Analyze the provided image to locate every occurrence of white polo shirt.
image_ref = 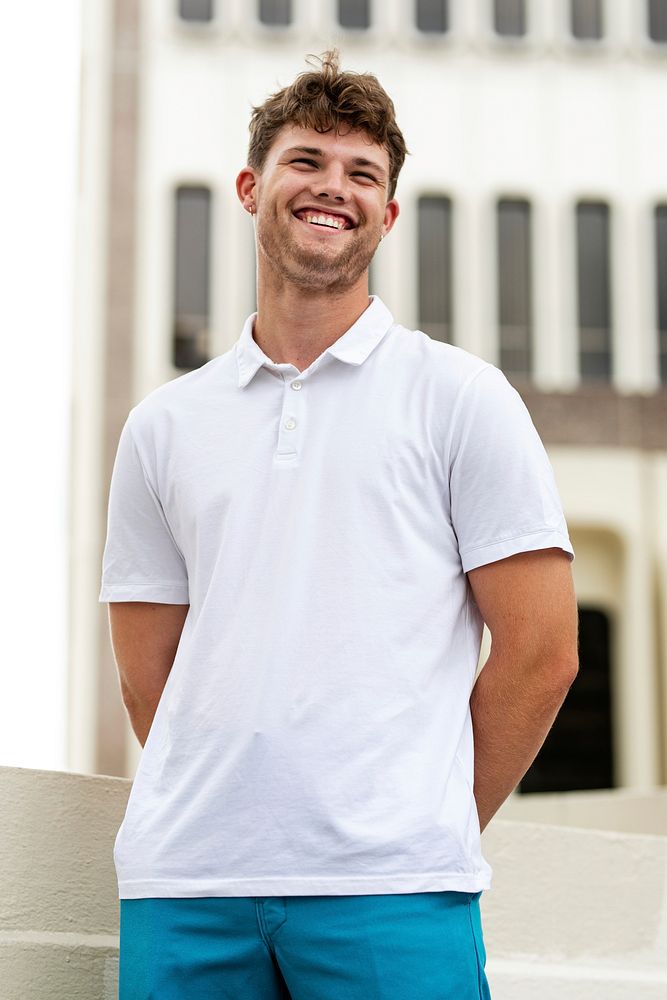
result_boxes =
[100,295,574,899]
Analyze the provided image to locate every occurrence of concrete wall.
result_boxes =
[498,786,667,835]
[483,820,667,999]
[2,765,666,999]
[0,767,127,1000]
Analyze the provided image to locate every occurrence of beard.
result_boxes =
[255,205,382,293]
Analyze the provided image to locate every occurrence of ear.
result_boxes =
[381,198,400,239]
[236,167,258,213]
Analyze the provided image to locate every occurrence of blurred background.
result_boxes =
[3,0,667,804]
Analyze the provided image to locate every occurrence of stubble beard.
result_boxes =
[256,207,382,293]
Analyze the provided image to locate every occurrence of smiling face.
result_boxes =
[236,125,400,294]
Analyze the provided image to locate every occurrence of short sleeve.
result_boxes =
[448,364,575,574]
[99,414,190,603]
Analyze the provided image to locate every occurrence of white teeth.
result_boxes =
[304,213,345,230]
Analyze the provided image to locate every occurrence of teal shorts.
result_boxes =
[119,891,491,999]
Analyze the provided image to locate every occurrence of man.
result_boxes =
[101,49,578,1000]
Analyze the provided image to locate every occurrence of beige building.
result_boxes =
[72,0,667,795]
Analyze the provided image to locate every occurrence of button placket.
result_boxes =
[276,375,306,461]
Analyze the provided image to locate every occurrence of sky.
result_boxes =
[0,1,81,769]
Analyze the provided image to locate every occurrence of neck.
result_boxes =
[252,271,372,373]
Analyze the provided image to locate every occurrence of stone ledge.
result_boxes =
[2,767,666,999]
[488,957,667,1000]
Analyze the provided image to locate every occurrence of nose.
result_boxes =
[312,162,348,203]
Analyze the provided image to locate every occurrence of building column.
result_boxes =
[616,498,661,787]
[612,201,646,393]
[655,454,667,782]
[533,197,564,390]
[96,0,143,778]
[69,0,114,776]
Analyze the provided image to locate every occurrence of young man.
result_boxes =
[101,50,578,999]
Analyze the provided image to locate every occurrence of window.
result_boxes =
[576,201,612,382]
[493,0,526,37]
[178,0,214,22]
[520,607,614,793]
[416,0,449,33]
[571,0,604,40]
[418,196,453,344]
[338,0,371,29]
[173,186,212,371]
[259,0,291,25]
[497,199,532,380]
[656,206,667,383]
[649,0,667,41]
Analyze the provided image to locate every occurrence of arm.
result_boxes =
[108,601,189,747]
[466,547,579,832]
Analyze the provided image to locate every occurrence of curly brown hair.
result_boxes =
[247,49,408,202]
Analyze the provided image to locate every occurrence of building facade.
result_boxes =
[72,0,667,787]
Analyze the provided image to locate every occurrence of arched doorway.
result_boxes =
[520,605,614,793]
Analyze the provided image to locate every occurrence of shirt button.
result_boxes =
[284,418,297,430]
[291,380,302,391]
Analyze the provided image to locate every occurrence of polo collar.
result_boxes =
[235,295,394,389]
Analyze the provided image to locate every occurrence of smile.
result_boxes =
[292,210,355,233]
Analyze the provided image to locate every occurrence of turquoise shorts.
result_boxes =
[119,891,491,998]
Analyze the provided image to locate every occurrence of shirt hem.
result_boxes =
[118,871,492,899]
[460,527,574,573]
[99,583,190,603]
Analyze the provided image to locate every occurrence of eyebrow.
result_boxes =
[283,146,387,181]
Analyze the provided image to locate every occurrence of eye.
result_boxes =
[291,158,318,167]
[352,172,376,181]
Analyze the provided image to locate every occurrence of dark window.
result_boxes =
[656,205,667,383]
[338,0,371,29]
[649,0,667,41]
[259,0,291,25]
[416,0,449,33]
[571,0,604,39]
[418,196,453,344]
[576,201,612,382]
[520,607,614,793]
[178,0,214,22]
[173,186,211,371]
[497,199,532,380]
[494,0,526,37]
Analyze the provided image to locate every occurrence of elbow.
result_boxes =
[554,653,579,693]
[517,645,579,694]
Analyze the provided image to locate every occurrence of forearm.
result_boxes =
[121,687,165,748]
[470,647,577,832]
[109,602,189,748]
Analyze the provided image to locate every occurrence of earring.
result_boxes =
[248,204,255,215]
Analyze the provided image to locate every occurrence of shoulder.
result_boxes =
[126,350,234,440]
[383,321,495,395]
